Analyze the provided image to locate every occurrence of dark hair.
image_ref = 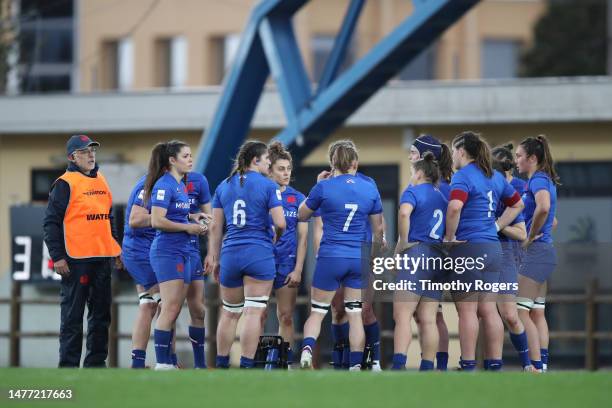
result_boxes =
[332,141,359,173]
[439,143,453,183]
[144,140,189,203]
[413,151,440,184]
[268,141,292,166]
[452,131,493,178]
[491,143,515,173]
[519,135,560,185]
[228,140,268,186]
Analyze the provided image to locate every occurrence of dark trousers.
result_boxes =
[59,259,112,368]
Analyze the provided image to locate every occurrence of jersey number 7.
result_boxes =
[343,204,358,232]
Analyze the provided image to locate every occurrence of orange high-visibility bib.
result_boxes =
[58,171,121,259]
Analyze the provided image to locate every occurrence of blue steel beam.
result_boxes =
[196,0,481,188]
[316,0,366,95]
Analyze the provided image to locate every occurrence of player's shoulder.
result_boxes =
[356,172,376,185]
[187,171,206,184]
[284,185,302,197]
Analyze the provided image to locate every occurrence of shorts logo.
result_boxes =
[276,189,282,200]
[156,190,166,201]
[80,274,89,285]
[177,263,184,273]
[137,190,144,200]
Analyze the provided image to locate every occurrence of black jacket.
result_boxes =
[43,163,118,263]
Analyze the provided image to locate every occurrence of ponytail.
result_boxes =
[228,140,268,186]
[439,143,453,183]
[413,151,440,184]
[332,141,359,173]
[144,140,189,203]
[452,131,493,178]
[520,135,560,185]
[491,142,515,173]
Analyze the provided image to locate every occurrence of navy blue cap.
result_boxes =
[66,134,100,156]
[413,134,442,160]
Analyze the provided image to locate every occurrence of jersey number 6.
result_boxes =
[233,199,246,227]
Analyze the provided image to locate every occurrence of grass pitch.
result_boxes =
[0,368,608,408]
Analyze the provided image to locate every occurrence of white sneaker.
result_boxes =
[371,361,383,372]
[300,349,313,369]
[154,363,177,371]
[349,364,362,371]
[543,363,548,372]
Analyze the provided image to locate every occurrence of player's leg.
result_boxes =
[517,274,542,371]
[454,293,479,371]
[154,279,188,369]
[498,294,532,370]
[239,276,273,368]
[416,299,439,371]
[436,306,450,370]
[330,288,349,369]
[362,298,381,371]
[300,286,336,369]
[131,283,159,368]
[275,283,298,365]
[392,291,419,370]
[531,281,549,371]
[215,284,244,368]
[344,286,365,371]
[186,278,207,368]
[478,297,505,371]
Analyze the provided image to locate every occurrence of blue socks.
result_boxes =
[349,351,363,368]
[189,326,206,368]
[391,353,407,370]
[510,331,531,368]
[131,349,146,368]
[436,352,449,371]
[419,359,434,371]
[331,323,348,369]
[287,348,293,365]
[485,359,503,371]
[532,359,543,370]
[240,356,254,368]
[364,322,381,362]
[459,358,477,371]
[154,329,172,365]
[216,355,230,369]
[541,348,549,370]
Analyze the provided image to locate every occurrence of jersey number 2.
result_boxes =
[233,200,246,227]
[429,209,444,239]
[343,204,358,232]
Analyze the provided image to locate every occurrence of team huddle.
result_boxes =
[121,131,558,372]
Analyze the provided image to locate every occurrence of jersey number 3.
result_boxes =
[233,199,246,227]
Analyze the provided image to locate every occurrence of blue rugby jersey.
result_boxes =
[305,173,383,258]
[399,183,448,243]
[212,171,282,250]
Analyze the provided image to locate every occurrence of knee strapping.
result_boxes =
[311,300,331,315]
[223,300,244,313]
[138,292,156,305]
[244,296,269,309]
[533,297,546,309]
[345,300,363,313]
[516,297,534,311]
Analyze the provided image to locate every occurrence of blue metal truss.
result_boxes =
[195,0,481,188]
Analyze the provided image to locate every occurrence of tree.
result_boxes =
[520,0,607,77]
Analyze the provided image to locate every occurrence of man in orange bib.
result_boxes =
[43,134,121,368]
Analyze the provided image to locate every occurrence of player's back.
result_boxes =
[214,171,280,250]
[314,174,382,258]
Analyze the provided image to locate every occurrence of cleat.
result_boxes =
[349,364,362,371]
[300,349,313,369]
[371,361,383,372]
[154,363,177,371]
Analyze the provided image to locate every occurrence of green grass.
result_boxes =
[0,369,609,408]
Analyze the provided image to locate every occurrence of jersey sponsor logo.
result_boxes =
[284,210,297,218]
[175,202,190,209]
[286,195,297,204]
[137,190,144,200]
[276,189,282,200]
[86,213,110,221]
[83,190,107,196]
[157,190,166,200]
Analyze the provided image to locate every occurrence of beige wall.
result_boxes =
[3,122,612,276]
[78,0,546,90]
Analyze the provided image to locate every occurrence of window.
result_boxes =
[556,162,612,197]
[209,34,240,85]
[18,0,73,94]
[154,37,188,88]
[398,43,437,81]
[481,39,520,79]
[31,169,65,201]
[101,38,133,91]
[311,34,356,83]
